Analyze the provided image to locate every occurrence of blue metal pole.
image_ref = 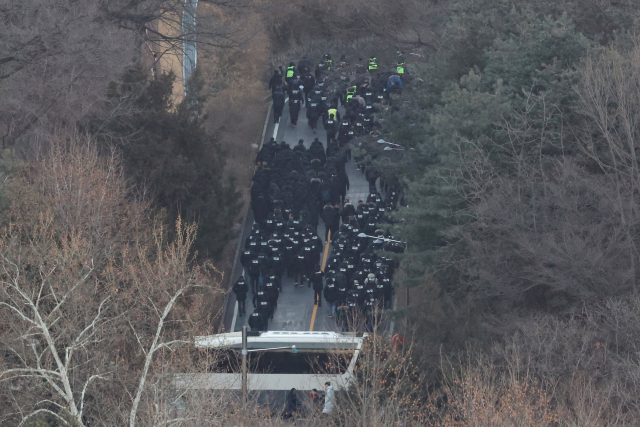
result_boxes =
[182,0,198,92]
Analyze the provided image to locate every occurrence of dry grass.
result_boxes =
[198,11,270,187]
[154,12,186,103]
[193,10,271,327]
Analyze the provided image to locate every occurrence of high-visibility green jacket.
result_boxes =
[346,86,356,103]
[286,66,295,78]
[369,57,378,71]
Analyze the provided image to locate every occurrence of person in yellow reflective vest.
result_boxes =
[323,53,333,71]
[326,106,339,123]
[396,53,405,74]
[345,86,357,105]
[368,56,378,71]
[286,61,296,84]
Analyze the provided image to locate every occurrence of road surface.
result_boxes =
[221,99,372,333]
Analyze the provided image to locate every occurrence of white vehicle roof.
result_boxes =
[195,331,364,351]
[181,331,368,391]
[175,373,346,391]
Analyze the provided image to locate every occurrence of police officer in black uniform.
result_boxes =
[232,277,249,315]
[249,310,267,331]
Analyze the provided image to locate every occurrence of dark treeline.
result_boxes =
[341,0,640,423]
[263,0,640,423]
[88,66,242,258]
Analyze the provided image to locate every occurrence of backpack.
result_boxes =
[322,188,331,202]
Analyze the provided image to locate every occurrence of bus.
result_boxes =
[174,331,367,392]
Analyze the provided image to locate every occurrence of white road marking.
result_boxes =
[230,302,238,332]
[272,99,289,140]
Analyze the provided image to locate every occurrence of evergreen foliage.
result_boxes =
[95,65,241,258]
[386,1,639,351]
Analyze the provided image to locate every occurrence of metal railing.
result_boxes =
[182,0,198,91]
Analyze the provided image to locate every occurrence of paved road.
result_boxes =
[222,99,372,333]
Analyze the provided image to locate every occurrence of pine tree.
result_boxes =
[94,65,241,259]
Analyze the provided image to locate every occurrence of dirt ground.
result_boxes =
[151,12,186,104]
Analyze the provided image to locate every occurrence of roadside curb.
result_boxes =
[217,100,273,333]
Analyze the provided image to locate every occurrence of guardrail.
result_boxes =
[182,0,198,90]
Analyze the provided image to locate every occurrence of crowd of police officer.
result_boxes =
[270,53,408,140]
[317,191,405,332]
[233,53,408,332]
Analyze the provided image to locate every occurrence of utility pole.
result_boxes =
[242,326,248,405]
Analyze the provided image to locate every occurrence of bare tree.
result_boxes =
[435,87,640,311]
[101,0,253,47]
[0,1,134,152]
[0,0,255,154]
[432,355,561,427]
[482,297,640,426]
[261,0,443,53]
[0,135,221,426]
[306,312,431,426]
[575,39,640,288]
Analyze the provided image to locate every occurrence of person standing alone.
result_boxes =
[323,382,335,415]
[272,86,285,124]
[232,277,248,315]
[311,265,324,306]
